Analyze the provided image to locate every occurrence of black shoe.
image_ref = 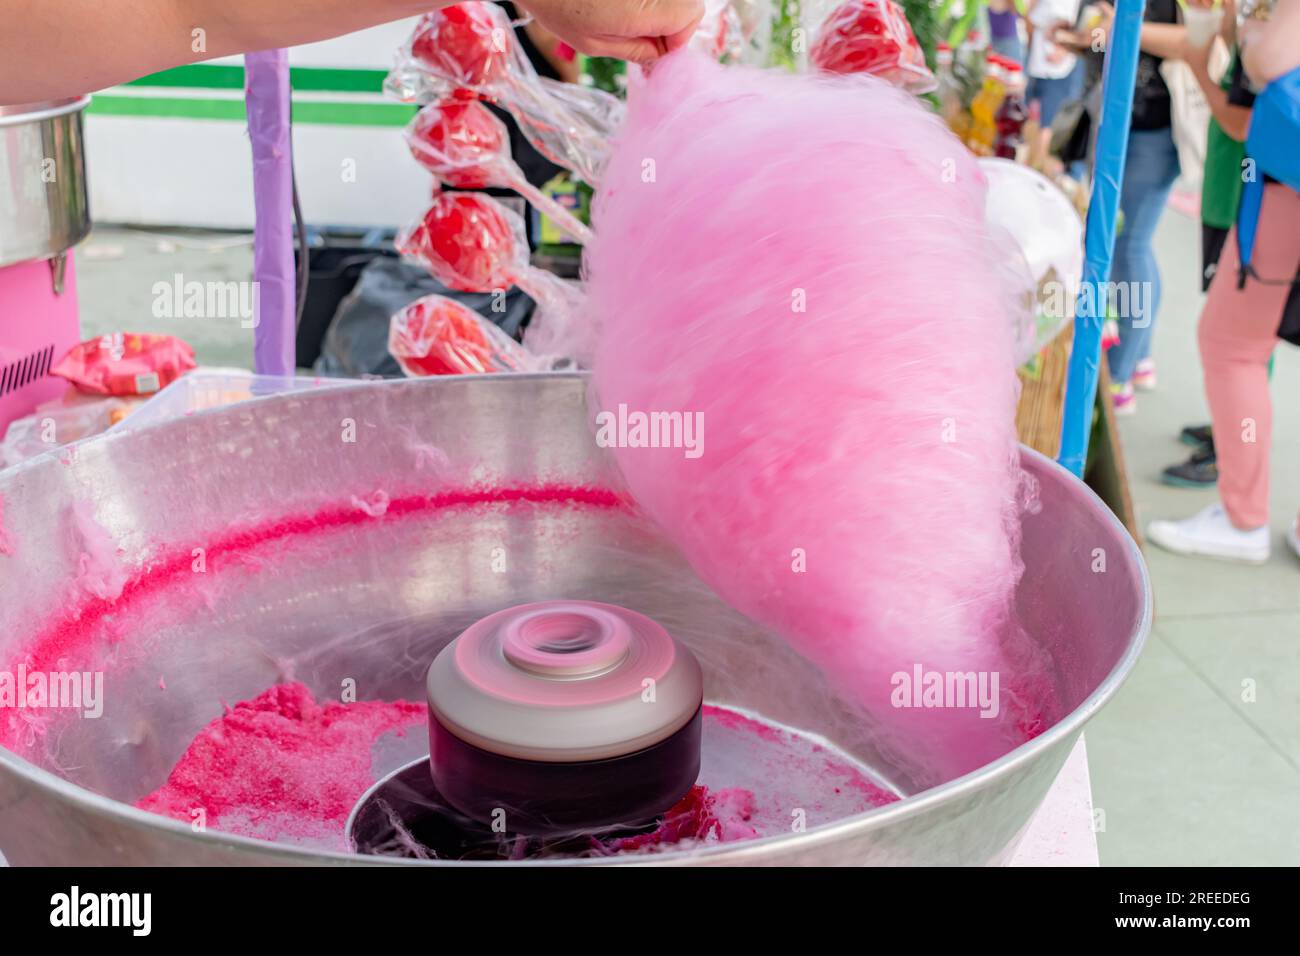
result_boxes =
[1162,446,1217,487]
[1180,424,1213,449]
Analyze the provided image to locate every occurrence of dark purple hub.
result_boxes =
[429,707,703,836]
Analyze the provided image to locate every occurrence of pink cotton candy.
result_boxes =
[0,494,13,557]
[71,500,127,603]
[587,52,1035,780]
[351,491,391,518]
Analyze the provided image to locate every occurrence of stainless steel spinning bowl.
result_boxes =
[0,99,91,269]
[0,374,1149,866]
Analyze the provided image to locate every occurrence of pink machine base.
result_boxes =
[0,256,80,432]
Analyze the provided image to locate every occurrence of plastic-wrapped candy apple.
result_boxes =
[408,100,502,189]
[388,294,540,376]
[407,100,593,243]
[410,1,509,95]
[397,190,519,292]
[809,0,937,95]
[397,191,590,362]
[386,2,623,187]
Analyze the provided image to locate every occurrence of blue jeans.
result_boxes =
[1026,63,1083,126]
[990,34,1024,67]
[1106,126,1181,385]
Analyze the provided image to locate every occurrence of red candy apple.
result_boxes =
[408,101,509,189]
[410,3,511,92]
[397,191,519,292]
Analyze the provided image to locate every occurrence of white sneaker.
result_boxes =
[1287,519,1300,561]
[1147,504,1270,564]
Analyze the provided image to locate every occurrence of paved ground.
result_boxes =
[1086,205,1300,866]
[76,212,1300,866]
[77,227,258,368]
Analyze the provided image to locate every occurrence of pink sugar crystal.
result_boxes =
[138,683,425,839]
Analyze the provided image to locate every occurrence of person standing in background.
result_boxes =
[1161,1,1250,486]
[988,0,1026,65]
[1025,0,1084,166]
[1148,0,1300,564]
[1075,0,1186,415]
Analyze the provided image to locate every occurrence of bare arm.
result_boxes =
[1242,0,1300,86]
[1054,5,1186,59]
[1,0,443,104]
[1185,42,1252,141]
[1138,22,1186,60]
[1,0,704,105]
[522,19,582,84]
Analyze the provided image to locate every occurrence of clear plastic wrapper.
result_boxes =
[396,190,527,292]
[51,333,197,396]
[809,0,937,95]
[731,0,773,64]
[396,191,589,363]
[386,2,623,187]
[388,293,541,376]
[407,100,593,243]
[691,0,747,61]
[0,392,140,468]
[125,367,361,430]
[978,158,1085,364]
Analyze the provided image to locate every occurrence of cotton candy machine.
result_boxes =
[0,98,90,432]
[0,374,1149,865]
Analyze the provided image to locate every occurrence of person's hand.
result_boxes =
[1089,1,1116,47]
[1218,0,1238,45]
[1050,18,1093,54]
[1182,29,1213,74]
[514,0,706,63]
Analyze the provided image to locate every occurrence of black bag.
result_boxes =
[313,257,536,378]
[1277,281,1300,348]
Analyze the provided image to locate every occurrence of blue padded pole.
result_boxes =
[1057,0,1146,477]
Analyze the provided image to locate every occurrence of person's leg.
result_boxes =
[990,34,1024,66]
[1147,185,1300,561]
[1105,127,1181,385]
[1033,75,1071,125]
[1028,74,1074,162]
[1199,185,1300,529]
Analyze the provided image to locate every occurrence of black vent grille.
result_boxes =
[0,344,56,397]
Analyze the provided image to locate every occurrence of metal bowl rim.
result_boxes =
[0,374,1152,864]
[0,96,91,126]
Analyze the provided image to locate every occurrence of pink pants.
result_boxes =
[1198,184,1300,529]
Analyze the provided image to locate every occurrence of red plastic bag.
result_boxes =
[52,333,196,396]
[810,0,937,95]
[388,295,538,376]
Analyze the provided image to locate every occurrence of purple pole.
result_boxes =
[245,49,296,375]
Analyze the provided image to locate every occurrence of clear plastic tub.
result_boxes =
[121,368,365,430]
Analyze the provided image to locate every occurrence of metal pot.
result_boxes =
[0,98,91,273]
[0,374,1150,865]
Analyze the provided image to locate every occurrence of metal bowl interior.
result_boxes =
[0,374,1149,865]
